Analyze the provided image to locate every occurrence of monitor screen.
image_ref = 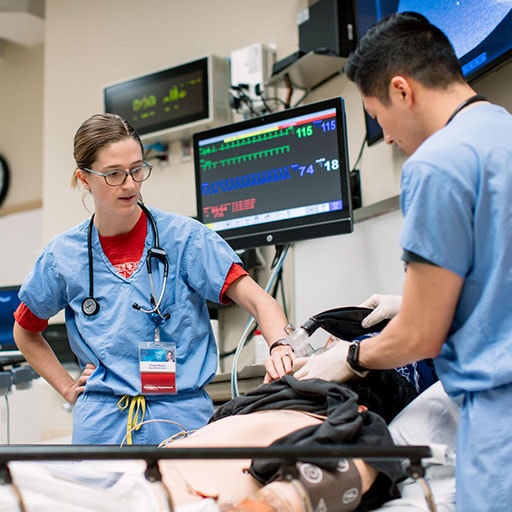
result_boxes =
[354,0,512,145]
[353,0,397,146]
[193,97,353,250]
[103,56,232,143]
[0,285,21,351]
[104,57,209,136]
[398,1,512,83]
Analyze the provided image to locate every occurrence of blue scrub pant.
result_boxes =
[72,389,214,445]
[456,382,512,511]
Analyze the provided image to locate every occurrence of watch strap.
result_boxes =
[347,342,369,377]
[269,339,291,354]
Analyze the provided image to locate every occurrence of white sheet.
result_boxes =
[2,460,161,512]
[379,380,459,511]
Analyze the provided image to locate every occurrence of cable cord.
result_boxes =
[351,135,366,172]
[119,418,189,447]
[9,479,27,512]
[3,395,10,444]
[0,463,27,512]
[417,476,438,512]
[292,89,311,108]
[230,244,290,398]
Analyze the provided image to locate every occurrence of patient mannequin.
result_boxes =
[5,374,451,512]
[155,372,417,512]
[159,377,456,512]
[3,411,379,512]
[161,409,377,511]
[5,309,422,512]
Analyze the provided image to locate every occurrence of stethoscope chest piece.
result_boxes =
[82,296,100,316]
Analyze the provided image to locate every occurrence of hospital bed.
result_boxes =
[0,444,433,512]
[0,380,457,512]
[0,300,458,511]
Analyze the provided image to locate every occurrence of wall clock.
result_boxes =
[0,155,10,207]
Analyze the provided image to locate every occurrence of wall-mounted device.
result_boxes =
[352,0,396,146]
[270,0,353,90]
[193,97,353,250]
[230,42,276,116]
[412,1,512,82]
[103,55,232,143]
[298,0,357,58]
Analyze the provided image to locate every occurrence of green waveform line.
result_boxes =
[199,126,295,156]
[200,145,291,171]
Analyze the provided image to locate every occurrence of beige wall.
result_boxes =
[0,40,43,209]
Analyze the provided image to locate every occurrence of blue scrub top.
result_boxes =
[19,207,241,396]
[399,103,512,396]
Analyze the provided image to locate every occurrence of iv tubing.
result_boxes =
[230,244,290,398]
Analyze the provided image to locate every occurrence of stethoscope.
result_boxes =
[81,202,170,323]
[445,94,488,125]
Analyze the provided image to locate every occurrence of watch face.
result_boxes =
[0,155,10,207]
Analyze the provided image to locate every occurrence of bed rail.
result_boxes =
[0,444,435,512]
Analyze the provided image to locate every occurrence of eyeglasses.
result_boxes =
[82,161,153,186]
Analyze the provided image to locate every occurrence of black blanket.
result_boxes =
[212,373,419,510]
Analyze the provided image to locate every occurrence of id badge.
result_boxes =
[139,341,177,394]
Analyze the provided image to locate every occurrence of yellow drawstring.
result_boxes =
[117,395,146,445]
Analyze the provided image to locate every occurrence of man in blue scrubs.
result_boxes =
[293,12,512,511]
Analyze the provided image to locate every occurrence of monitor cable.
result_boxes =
[230,244,290,398]
[3,395,10,444]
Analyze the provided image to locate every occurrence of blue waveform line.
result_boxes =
[201,167,292,195]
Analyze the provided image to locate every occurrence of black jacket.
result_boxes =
[212,372,419,510]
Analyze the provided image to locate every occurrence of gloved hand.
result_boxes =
[293,340,365,382]
[359,294,402,328]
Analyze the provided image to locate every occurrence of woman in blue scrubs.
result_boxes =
[13,113,292,445]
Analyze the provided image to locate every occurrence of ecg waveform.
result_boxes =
[200,145,290,172]
[198,126,295,158]
[201,167,291,195]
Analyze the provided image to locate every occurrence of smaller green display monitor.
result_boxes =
[104,56,232,142]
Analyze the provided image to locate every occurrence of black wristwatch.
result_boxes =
[347,342,369,376]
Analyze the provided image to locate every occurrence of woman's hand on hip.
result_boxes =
[64,363,96,404]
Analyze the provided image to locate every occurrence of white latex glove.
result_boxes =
[359,294,402,328]
[293,340,364,382]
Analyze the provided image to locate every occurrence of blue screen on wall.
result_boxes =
[354,0,512,145]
